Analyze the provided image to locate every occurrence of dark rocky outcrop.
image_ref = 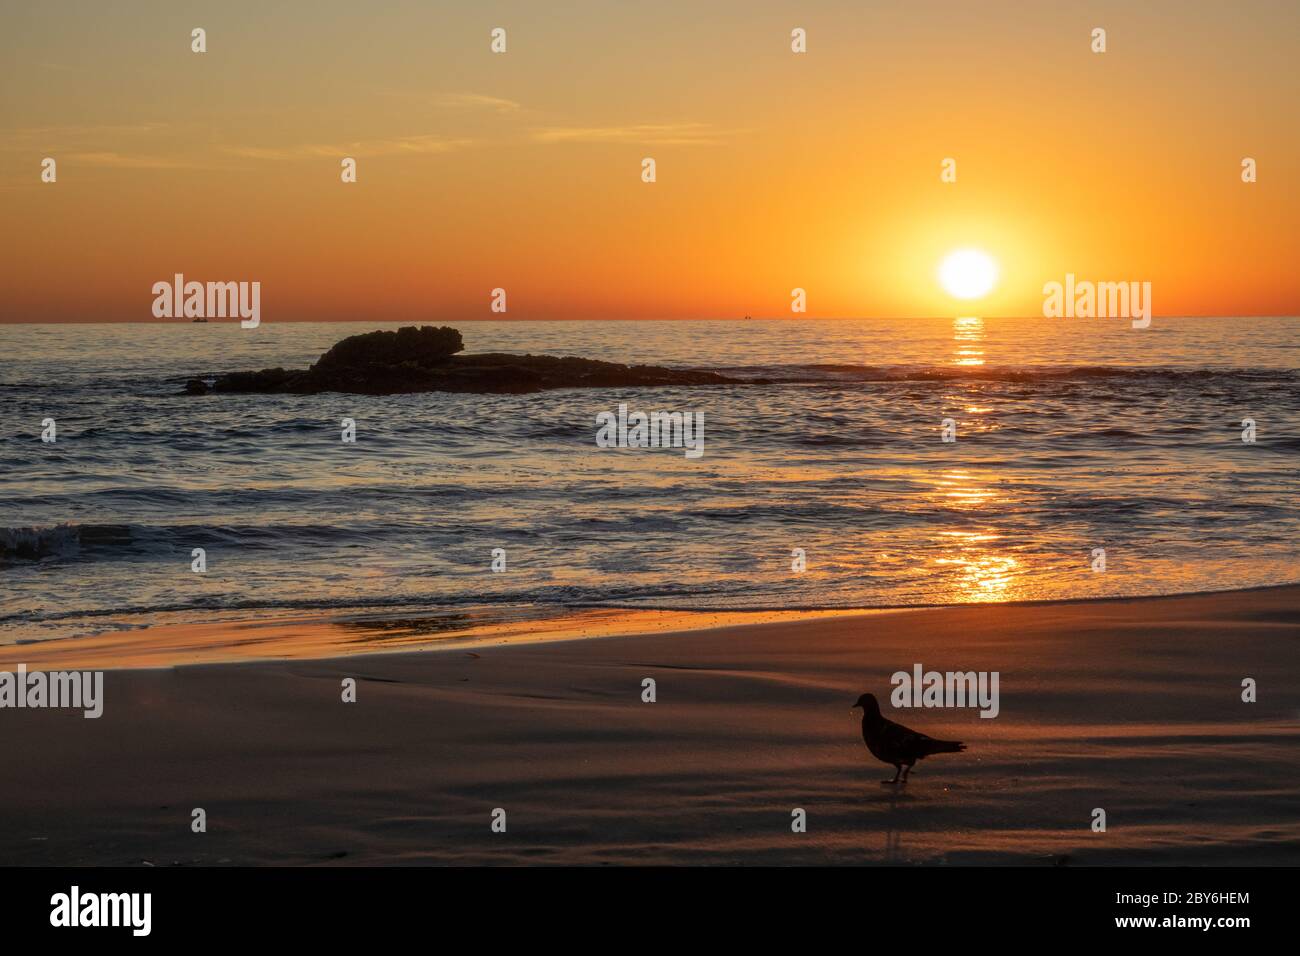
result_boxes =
[183,325,737,396]
[313,325,464,371]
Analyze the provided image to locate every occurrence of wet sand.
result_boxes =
[1,586,1296,865]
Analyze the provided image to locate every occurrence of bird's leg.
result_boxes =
[881,765,902,785]
[900,764,912,784]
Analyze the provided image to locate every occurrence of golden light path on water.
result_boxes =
[928,317,1024,601]
[931,474,1025,602]
[932,536,1023,603]
[931,298,1027,609]
[951,315,986,366]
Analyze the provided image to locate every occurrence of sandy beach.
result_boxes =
[1,585,1296,866]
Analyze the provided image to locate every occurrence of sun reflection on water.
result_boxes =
[931,469,1000,509]
[932,530,1023,602]
[951,315,986,366]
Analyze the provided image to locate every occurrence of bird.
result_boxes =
[852,692,966,785]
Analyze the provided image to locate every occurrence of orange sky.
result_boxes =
[2,1,1297,321]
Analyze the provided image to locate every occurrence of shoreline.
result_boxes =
[1,606,910,672]
[1,584,1296,865]
[4,581,1298,672]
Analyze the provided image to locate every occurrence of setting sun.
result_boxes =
[938,249,1000,300]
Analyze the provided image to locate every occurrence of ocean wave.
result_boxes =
[0,520,402,563]
[7,579,1300,633]
[0,585,715,626]
[718,364,1297,385]
[157,361,1300,391]
[0,523,134,560]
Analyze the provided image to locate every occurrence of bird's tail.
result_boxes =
[930,739,966,754]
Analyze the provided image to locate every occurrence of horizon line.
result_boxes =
[3,314,1298,326]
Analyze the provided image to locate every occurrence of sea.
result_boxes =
[1,316,1296,645]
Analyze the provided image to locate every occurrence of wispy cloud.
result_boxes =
[531,123,726,146]
[379,90,523,115]
[0,123,169,151]
[429,93,521,114]
[66,151,193,169]
[225,135,472,161]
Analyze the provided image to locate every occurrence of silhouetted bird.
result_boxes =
[852,692,966,785]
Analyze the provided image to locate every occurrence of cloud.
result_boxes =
[379,90,523,115]
[0,123,169,151]
[67,151,193,169]
[225,135,472,161]
[429,93,521,113]
[530,123,725,146]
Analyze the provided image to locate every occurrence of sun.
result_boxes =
[938,249,999,300]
